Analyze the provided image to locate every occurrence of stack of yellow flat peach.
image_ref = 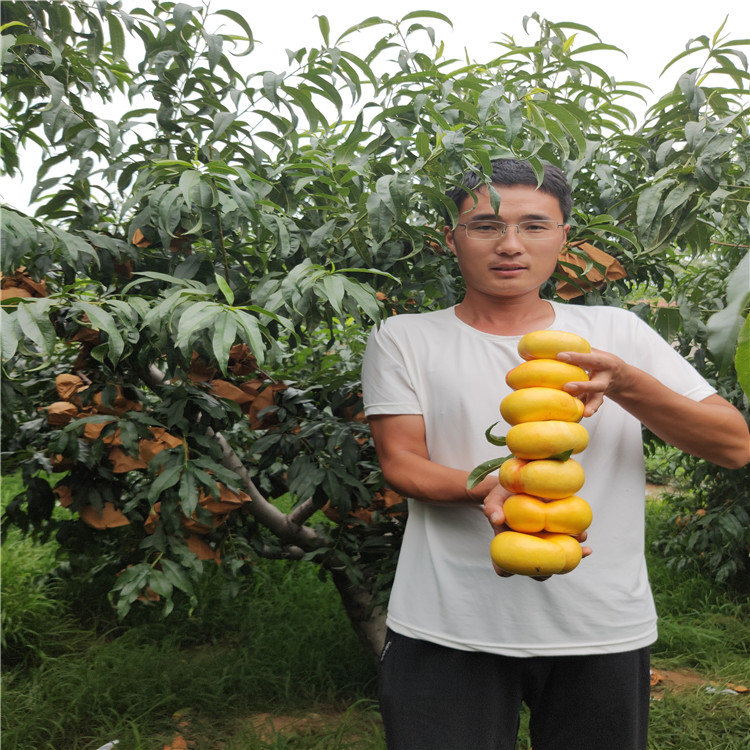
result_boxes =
[490,331,593,577]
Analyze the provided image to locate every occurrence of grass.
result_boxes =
[1,556,380,750]
[2,476,749,749]
[643,495,750,750]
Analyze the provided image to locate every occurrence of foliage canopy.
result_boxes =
[1,1,749,644]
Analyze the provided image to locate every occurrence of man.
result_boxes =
[361,159,750,750]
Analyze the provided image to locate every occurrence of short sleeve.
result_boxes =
[361,321,423,416]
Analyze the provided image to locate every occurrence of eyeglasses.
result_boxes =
[457,219,564,241]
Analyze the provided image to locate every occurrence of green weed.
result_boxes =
[0,556,377,750]
[1,476,89,668]
[645,498,750,749]
[648,690,750,750]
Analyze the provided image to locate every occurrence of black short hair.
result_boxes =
[445,159,572,222]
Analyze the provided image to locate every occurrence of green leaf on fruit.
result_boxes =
[467,455,512,489]
[548,450,574,461]
[484,420,507,447]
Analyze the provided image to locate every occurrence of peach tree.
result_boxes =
[2,1,748,654]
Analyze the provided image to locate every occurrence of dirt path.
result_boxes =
[649,667,748,700]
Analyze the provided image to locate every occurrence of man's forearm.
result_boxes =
[377,449,497,504]
[608,369,750,469]
[369,413,499,503]
[559,350,750,470]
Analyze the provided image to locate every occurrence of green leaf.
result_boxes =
[497,99,523,146]
[636,181,671,241]
[488,184,502,216]
[15,300,56,356]
[113,563,150,617]
[316,14,330,46]
[11,33,62,66]
[337,267,399,282]
[706,253,750,375]
[308,219,336,252]
[160,558,196,596]
[212,111,236,141]
[156,186,183,238]
[0,21,29,33]
[179,469,199,518]
[211,313,238,376]
[119,420,141,457]
[415,184,458,227]
[467,456,512,490]
[179,169,202,209]
[342,278,381,322]
[215,273,235,305]
[148,462,183,503]
[259,214,297,258]
[1,309,20,361]
[415,131,430,158]
[547,450,574,462]
[337,50,378,87]
[227,179,257,218]
[75,301,125,365]
[203,32,223,71]
[0,209,36,271]
[175,301,217,354]
[484,421,507,447]
[661,182,697,216]
[49,227,99,269]
[401,10,452,26]
[653,307,683,344]
[477,85,505,125]
[172,3,195,32]
[366,194,394,242]
[38,73,65,109]
[735,313,750,398]
[533,100,588,156]
[107,14,126,60]
[441,129,465,161]
[214,9,255,55]
[234,310,265,365]
[320,274,346,318]
[263,71,284,106]
[336,17,388,43]
[122,272,204,293]
[147,569,173,599]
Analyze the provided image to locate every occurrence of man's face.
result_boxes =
[443,184,569,303]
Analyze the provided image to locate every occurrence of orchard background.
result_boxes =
[1,1,749,662]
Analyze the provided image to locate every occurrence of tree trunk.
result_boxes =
[330,567,387,664]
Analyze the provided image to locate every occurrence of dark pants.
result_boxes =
[378,629,650,750]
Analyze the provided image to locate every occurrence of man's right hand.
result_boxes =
[483,485,592,579]
[482,483,512,535]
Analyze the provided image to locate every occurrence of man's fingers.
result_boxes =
[482,492,508,533]
[563,379,605,416]
[493,562,515,578]
[582,394,604,416]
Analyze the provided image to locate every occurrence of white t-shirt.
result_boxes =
[362,302,716,657]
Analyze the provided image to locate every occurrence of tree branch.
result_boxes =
[142,365,323,550]
[288,497,321,527]
[258,543,306,560]
[209,428,320,548]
